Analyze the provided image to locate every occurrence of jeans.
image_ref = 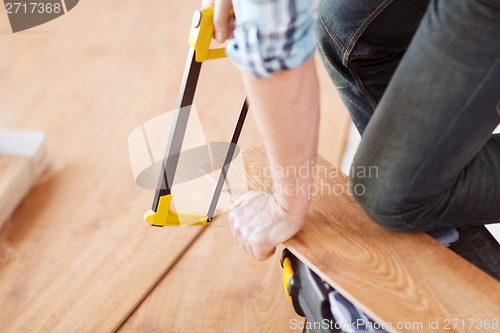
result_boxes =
[317,0,500,231]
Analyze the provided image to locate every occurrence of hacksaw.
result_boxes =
[144,7,247,227]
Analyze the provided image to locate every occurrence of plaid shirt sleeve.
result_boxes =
[226,0,317,78]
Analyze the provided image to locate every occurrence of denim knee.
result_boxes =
[348,161,416,231]
[316,0,430,133]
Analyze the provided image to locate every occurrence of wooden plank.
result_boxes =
[0,156,32,228]
[225,147,500,333]
[0,1,216,332]
[117,55,351,333]
[0,130,47,229]
[0,1,353,332]
[116,78,350,332]
[118,215,303,333]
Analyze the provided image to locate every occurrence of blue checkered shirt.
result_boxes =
[226,0,317,78]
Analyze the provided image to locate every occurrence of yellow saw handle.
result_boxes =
[188,6,234,62]
[144,7,238,228]
[282,256,295,302]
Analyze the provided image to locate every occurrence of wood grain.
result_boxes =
[0,156,32,228]
[228,147,500,333]
[0,130,47,229]
[0,1,210,332]
[0,0,351,331]
[118,216,303,333]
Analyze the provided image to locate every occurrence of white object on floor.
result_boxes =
[340,122,500,243]
[0,129,46,157]
[340,123,361,176]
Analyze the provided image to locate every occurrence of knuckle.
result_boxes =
[241,230,248,241]
[231,220,241,233]
[229,209,236,222]
[229,208,243,224]
[250,234,266,248]
[255,249,270,261]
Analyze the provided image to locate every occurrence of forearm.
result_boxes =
[207,0,320,260]
[243,57,320,219]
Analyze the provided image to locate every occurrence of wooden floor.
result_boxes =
[0,130,47,229]
[280,153,500,333]
[225,148,500,333]
[0,1,350,332]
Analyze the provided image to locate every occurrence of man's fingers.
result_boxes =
[250,235,276,261]
[201,0,214,8]
[255,247,276,261]
[229,16,235,30]
[229,208,244,247]
[231,190,260,209]
[201,0,234,42]
[213,0,233,43]
[229,191,295,261]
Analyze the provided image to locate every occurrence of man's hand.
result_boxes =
[202,0,234,43]
[201,0,320,261]
[229,191,306,261]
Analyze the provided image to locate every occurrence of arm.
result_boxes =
[206,0,320,260]
[232,60,320,261]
